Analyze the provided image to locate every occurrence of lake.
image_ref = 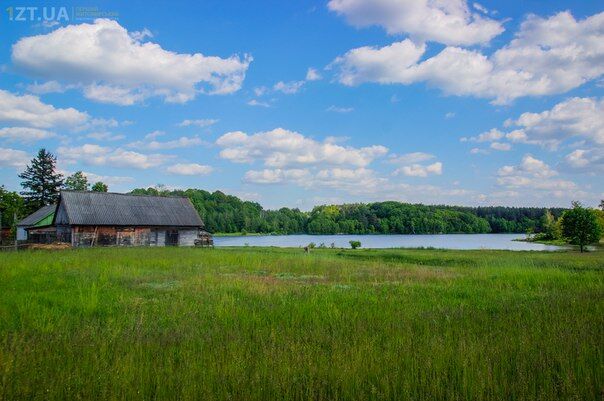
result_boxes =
[214,233,565,251]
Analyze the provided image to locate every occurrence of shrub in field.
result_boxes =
[349,240,361,249]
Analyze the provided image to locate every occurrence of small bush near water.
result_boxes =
[349,240,361,249]
[0,247,602,400]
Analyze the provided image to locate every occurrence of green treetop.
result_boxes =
[561,202,602,252]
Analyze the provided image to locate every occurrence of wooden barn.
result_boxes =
[27,191,212,247]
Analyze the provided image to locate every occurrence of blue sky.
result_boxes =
[0,0,602,210]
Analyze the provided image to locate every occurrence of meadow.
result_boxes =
[0,247,602,400]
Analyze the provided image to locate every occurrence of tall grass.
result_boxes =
[0,247,602,400]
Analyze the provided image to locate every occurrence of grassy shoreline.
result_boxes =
[513,237,570,246]
[212,232,268,237]
[515,236,604,250]
[0,247,602,400]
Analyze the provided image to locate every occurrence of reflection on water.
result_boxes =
[214,233,565,251]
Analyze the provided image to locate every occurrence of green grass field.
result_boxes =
[0,247,602,400]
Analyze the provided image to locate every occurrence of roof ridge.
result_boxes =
[60,190,189,200]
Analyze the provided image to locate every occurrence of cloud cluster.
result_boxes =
[0,127,55,143]
[388,152,442,177]
[563,149,604,173]
[328,0,503,45]
[505,97,604,147]
[306,68,322,81]
[464,97,604,162]
[57,144,169,169]
[0,147,29,169]
[166,163,213,176]
[178,119,218,128]
[12,19,252,105]
[243,167,388,195]
[0,89,88,129]
[216,128,397,195]
[326,105,354,113]
[331,11,604,104]
[396,162,442,177]
[496,155,576,195]
[216,128,388,168]
[128,136,204,151]
[255,67,323,102]
[273,80,306,94]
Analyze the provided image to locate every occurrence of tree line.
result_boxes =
[130,187,601,241]
[1,148,603,251]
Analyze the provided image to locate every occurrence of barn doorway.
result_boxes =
[165,230,179,246]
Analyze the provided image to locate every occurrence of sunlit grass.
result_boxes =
[0,247,602,400]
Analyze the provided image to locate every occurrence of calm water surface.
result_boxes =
[214,234,565,251]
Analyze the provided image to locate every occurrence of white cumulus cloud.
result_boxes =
[326,105,354,113]
[490,142,511,151]
[331,11,604,104]
[128,136,204,151]
[505,97,604,147]
[496,155,577,195]
[0,127,55,143]
[273,80,306,94]
[12,19,252,105]
[395,162,442,177]
[0,89,88,128]
[166,163,213,176]
[306,68,322,81]
[388,152,435,164]
[177,119,219,128]
[562,149,604,173]
[0,147,29,169]
[328,0,504,46]
[58,144,169,169]
[216,128,388,168]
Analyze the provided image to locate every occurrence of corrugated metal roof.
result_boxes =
[17,204,57,226]
[59,191,204,227]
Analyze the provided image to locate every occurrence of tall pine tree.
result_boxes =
[19,149,63,211]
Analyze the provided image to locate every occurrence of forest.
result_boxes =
[130,187,567,235]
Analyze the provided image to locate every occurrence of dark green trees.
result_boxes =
[0,186,25,233]
[91,182,109,192]
[561,202,602,252]
[64,171,89,191]
[18,149,63,211]
[128,187,580,236]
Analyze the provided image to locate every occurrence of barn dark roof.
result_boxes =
[57,191,204,227]
[17,204,57,226]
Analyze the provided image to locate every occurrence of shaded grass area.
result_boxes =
[0,247,602,400]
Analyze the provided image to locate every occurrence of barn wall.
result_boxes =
[71,226,154,247]
[178,229,198,246]
[152,230,166,247]
[56,226,71,243]
[67,227,200,247]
